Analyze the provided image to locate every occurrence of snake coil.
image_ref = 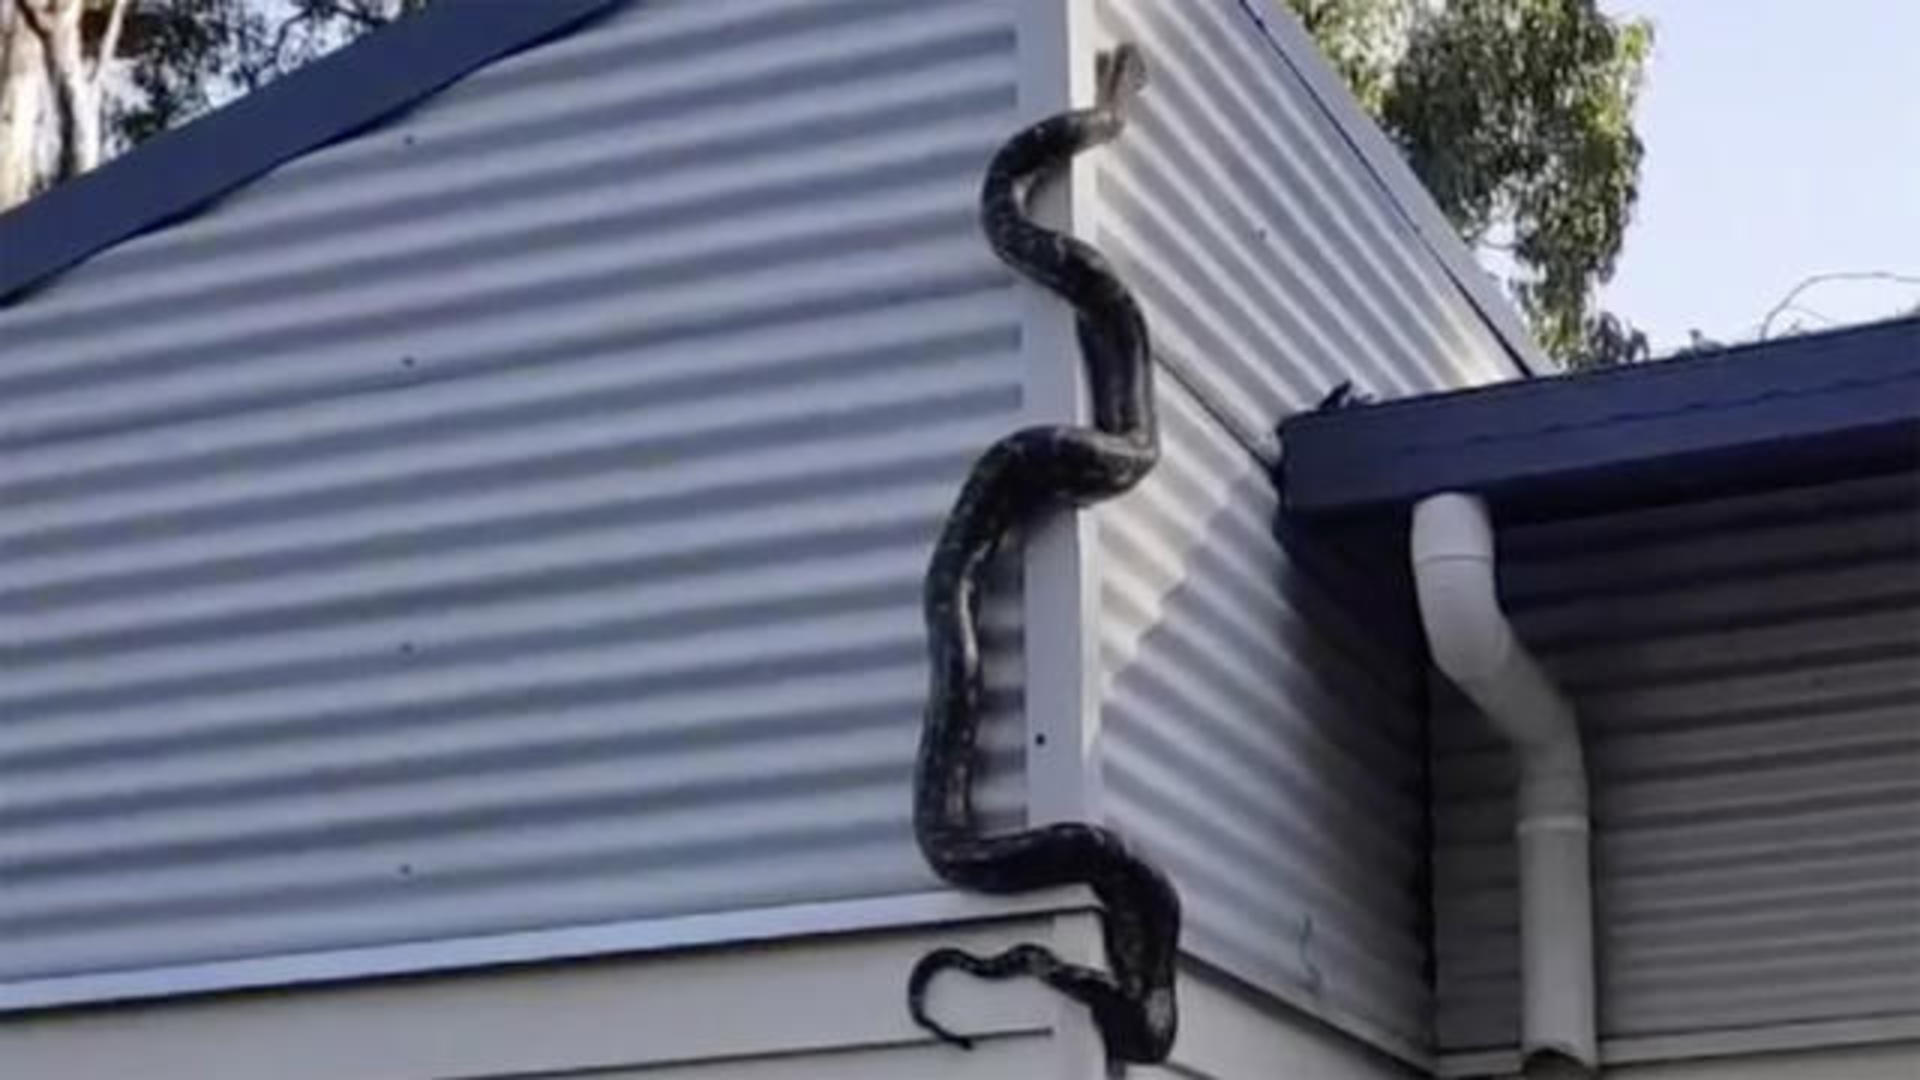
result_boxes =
[908,44,1180,1068]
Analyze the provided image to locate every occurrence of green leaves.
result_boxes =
[1287,0,1652,368]
[1283,0,1414,114]
[110,0,428,155]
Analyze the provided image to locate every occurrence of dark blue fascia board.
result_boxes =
[1277,316,1920,520]
[0,0,628,306]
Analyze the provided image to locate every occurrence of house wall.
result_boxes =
[0,915,1417,1080]
[0,919,1066,1080]
[0,0,1037,998]
[1433,469,1920,1067]
[0,0,1570,1068]
[1096,372,1435,1057]
[1081,0,1520,1062]
[1146,963,1425,1080]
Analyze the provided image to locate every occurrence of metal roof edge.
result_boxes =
[1232,0,1549,379]
[0,0,629,306]
[1276,316,1920,519]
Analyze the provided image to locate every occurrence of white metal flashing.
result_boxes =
[1015,0,1112,833]
[0,887,1093,1013]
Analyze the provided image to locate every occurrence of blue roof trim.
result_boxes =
[0,0,628,305]
[1277,316,1920,519]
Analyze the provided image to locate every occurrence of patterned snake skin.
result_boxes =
[907,44,1181,1068]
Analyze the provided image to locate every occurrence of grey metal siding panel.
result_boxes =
[1088,0,1522,1056]
[1092,0,1513,460]
[1098,375,1432,1051]
[1433,471,1920,1053]
[0,0,1028,986]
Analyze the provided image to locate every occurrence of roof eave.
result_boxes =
[1277,316,1920,521]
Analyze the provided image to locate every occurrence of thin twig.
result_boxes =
[1760,271,1920,338]
[1779,303,1835,328]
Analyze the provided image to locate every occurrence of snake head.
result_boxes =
[1094,43,1150,115]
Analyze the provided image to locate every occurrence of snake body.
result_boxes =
[908,45,1180,1067]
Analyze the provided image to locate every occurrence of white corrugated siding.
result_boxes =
[1097,376,1432,1051]
[1434,471,1920,1055]
[1091,0,1514,460]
[1087,0,1520,1056]
[0,913,1423,1080]
[0,0,1032,986]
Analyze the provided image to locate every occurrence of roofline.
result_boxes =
[1234,0,1546,379]
[1276,316,1920,519]
[3,0,1550,386]
[0,0,627,306]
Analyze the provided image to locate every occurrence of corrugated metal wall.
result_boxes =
[1096,376,1434,1052]
[1434,470,1920,1055]
[0,0,1033,986]
[1087,0,1517,1056]
[1091,0,1516,460]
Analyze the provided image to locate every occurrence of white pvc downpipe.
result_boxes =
[1411,493,1598,1077]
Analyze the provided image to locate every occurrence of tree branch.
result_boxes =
[11,0,50,42]
[1779,303,1835,328]
[90,0,128,84]
[1760,271,1920,339]
[19,0,91,180]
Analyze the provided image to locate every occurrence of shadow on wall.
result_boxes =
[1091,459,1436,1051]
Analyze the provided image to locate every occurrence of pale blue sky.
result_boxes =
[1597,0,1920,353]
